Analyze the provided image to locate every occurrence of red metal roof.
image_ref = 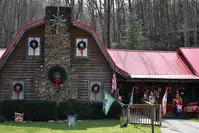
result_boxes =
[107,49,199,79]
[1,17,199,80]
[179,47,199,76]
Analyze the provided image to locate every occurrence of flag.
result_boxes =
[162,88,168,115]
[111,73,117,94]
[102,91,115,115]
[129,89,134,106]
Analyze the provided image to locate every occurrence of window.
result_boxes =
[28,37,40,56]
[11,80,25,100]
[89,81,102,101]
[76,38,88,57]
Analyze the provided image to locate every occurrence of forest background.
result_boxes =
[0,0,198,50]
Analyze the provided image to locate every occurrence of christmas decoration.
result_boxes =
[77,40,87,56]
[173,91,183,118]
[68,115,76,127]
[48,66,67,88]
[91,84,100,101]
[15,112,24,122]
[13,83,23,98]
[29,39,39,56]
[49,7,66,34]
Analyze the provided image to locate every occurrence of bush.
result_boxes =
[1,100,121,121]
[57,100,120,120]
[1,100,57,121]
[0,116,6,123]
[57,100,93,120]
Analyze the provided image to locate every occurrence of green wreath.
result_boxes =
[13,83,23,92]
[48,66,67,84]
[30,40,39,49]
[77,41,87,50]
[91,84,100,93]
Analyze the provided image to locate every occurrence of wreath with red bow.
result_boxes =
[29,39,39,55]
[30,40,39,49]
[77,41,87,50]
[48,66,67,87]
[13,83,23,98]
[77,40,87,56]
[91,84,100,101]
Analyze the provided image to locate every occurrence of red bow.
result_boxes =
[16,89,21,98]
[54,78,60,87]
[93,90,97,101]
[80,46,84,56]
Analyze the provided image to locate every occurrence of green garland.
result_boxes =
[48,66,67,84]
[77,41,87,50]
[13,83,23,92]
[91,84,100,93]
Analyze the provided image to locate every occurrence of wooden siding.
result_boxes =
[0,24,113,101]
[0,25,45,100]
[71,26,113,100]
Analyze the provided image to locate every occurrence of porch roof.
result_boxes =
[179,47,199,76]
[107,49,199,80]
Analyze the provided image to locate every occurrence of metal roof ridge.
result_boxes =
[107,48,176,53]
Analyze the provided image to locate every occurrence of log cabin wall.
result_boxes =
[0,25,45,100]
[0,24,113,101]
[71,26,113,100]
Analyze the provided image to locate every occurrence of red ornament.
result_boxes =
[54,78,61,87]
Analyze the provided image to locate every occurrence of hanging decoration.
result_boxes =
[13,83,23,98]
[91,84,100,101]
[29,39,39,56]
[48,66,67,88]
[77,40,87,56]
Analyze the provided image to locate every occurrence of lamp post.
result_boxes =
[149,93,155,133]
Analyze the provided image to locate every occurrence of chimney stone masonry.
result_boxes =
[36,6,78,101]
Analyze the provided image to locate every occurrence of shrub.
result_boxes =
[0,116,6,123]
[57,100,120,120]
[1,99,121,121]
[1,100,57,121]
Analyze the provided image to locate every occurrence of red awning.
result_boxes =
[179,47,199,76]
[107,49,199,79]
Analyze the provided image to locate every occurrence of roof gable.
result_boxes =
[179,47,199,76]
[0,18,128,77]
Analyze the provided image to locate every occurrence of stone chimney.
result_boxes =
[45,6,71,69]
[36,6,78,101]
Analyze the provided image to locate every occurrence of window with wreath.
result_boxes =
[11,80,25,100]
[28,37,40,56]
[76,38,88,57]
[89,81,102,101]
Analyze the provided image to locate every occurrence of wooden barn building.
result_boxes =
[0,6,199,116]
